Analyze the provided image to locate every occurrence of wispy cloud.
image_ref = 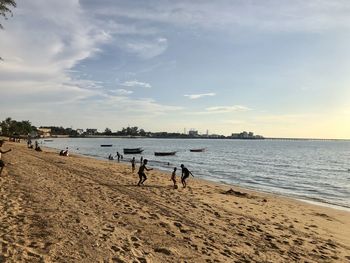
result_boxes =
[206,105,251,113]
[188,105,251,115]
[122,80,152,88]
[122,37,168,59]
[87,0,350,33]
[113,89,134,95]
[184,93,216,99]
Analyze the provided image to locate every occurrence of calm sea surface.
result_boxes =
[42,138,350,210]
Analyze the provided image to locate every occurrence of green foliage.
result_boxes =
[0,117,34,136]
[0,0,16,29]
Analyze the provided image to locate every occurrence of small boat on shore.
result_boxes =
[190,148,206,152]
[154,151,176,156]
[123,148,144,154]
[44,139,54,142]
[100,144,113,147]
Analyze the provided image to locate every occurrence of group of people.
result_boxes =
[27,138,42,151]
[136,158,194,188]
[108,152,124,162]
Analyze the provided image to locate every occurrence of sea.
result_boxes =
[41,138,350,211]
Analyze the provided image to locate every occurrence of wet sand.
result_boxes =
[0,141,349,262]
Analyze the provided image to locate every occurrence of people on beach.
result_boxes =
[27,137,32,148]
[108,154,114,160]
[116,152,120,162]
[137,159,153,186]
[0,140,12,176]
[59,147,69,156]
[180,164,194,188]
[171,167,178,189]
[131,157,136,173]
[140,156,143,165]
[34,140,42,151]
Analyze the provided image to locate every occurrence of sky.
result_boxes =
[0,0,350,139]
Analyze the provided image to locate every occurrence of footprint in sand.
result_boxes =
[99,224,115,241]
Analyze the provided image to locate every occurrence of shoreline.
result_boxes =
[38,140,350,212]
[1,141,349,262]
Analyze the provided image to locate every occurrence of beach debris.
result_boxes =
[154,247,172,255]
[223,188,249,197]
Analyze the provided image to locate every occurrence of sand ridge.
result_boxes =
[0,142,349,262]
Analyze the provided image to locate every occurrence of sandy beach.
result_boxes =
[0,141,349,263]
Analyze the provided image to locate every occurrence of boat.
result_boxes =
[100,144,113,147]
[154,151,176,156]
[190,148,206,152]
[44,139,53,142]
[123,148,144,154]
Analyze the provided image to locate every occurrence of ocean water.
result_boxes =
[41,138,350,210]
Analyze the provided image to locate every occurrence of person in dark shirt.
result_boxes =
[180,164,194,188]
[137,159,153,186]
[131,157,136,173]
[0,140,11,176]
[170,167,178,189]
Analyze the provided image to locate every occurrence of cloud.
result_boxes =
[123,37,168,59]
[0,0,110,104]
[188,105,251,115]
[184,93,216,99]
[113,89,134,95]
[122,80,152,88]
[206,105,251,113]
[86,0,350,33]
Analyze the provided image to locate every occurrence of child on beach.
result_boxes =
[131,157,136,173]
[137,159,153,186]
[180,164,194,188]
[0,140,12,176]
[170,167,178,189]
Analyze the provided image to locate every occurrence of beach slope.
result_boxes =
[0,142,349,262]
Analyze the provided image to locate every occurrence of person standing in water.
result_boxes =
[180,164,194,188]
[131,157,136,173]
[137,159,153,186]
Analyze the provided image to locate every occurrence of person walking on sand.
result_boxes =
[170,167,178,189]
[180,164,194,188]
[116,152,120,162]
[137,159,153,186]
[0,140,12,176]
[131,157,136,173]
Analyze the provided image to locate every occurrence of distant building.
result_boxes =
[231,131,264,139]
[188,130,198,136]
[86,128,98,135]
[76,129,84,135]
[37,128,51,138]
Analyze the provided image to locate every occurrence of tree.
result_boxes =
[104,128,112,135]
[0,0,16,29]
[0,117,34,136]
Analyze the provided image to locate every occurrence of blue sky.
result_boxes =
[0,0,350,138]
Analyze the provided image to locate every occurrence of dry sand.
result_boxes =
[0,141,349,263]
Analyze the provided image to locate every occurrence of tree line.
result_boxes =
[0,117,35,136]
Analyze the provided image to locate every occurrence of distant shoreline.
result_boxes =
[44,135,349,141]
